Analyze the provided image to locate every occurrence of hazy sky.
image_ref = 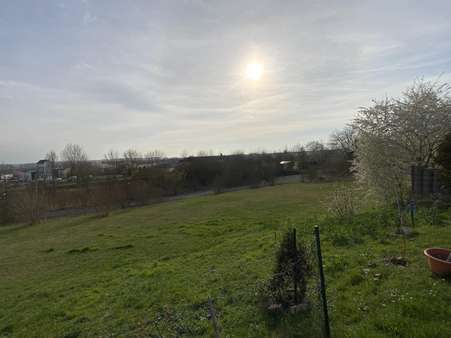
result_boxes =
[2,0,451,163]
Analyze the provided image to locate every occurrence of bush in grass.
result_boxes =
[326,183,358,221]
[421,199,447,226]
[259,229,310,310]
[374,207,397,228]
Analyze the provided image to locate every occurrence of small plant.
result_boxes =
[423,200,446,226]
[326,183,358,221]
[375,207,396,227]
[260,229,310,310]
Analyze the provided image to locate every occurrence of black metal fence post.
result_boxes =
[293,228,298,304]
[314,225,331,338]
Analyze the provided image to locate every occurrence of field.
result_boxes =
[0,182,450,337]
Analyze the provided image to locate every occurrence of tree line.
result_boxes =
[1,142,352,225]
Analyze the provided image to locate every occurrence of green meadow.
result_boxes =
[1,182,450,337]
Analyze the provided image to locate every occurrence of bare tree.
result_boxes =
[145,149,165,166]
[290,143,303,153]
[329,126,358,153]
[305,141,326,164]
[104,149,120,171]
[61,144,89,177]
[305,141,325,153]
[45,150,58,180]
[45,150,58,164]
[123,149,141,171]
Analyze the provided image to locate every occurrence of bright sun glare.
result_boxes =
[245,63,264,81]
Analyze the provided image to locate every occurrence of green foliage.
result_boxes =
[347,270,365,286]
[418,199,448,226]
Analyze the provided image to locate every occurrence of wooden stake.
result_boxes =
[208,297,221,338]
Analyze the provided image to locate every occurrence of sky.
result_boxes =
[1,0,451,163]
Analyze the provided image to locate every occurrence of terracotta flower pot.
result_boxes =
[423,248,451,276]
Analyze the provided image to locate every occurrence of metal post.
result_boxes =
[314,225,331,338]
[410,199,416,227]
[208,297,221,338]
[293,228,298,304]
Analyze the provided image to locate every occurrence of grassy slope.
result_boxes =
[0,182,450,338]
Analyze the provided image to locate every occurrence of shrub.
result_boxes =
[260,229,310,309]
[10,183,49,225]
[421,199,447,226]
[326,183,358,221]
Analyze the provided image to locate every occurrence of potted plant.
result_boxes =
[424,248,451,276]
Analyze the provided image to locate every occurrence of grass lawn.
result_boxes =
[0,182,450,337]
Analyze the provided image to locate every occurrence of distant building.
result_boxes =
[35,159,52,181]
[13,170,26,181]
[0,174,13,181]
[26,171,35,181]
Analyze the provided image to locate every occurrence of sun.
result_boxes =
[245,63,264,81]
